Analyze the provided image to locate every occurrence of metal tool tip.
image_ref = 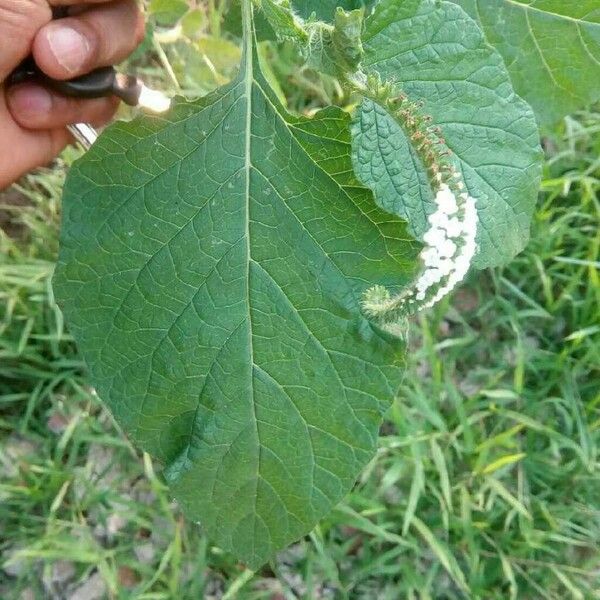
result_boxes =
[137,85,172,113]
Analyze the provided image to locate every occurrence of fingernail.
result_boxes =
[8,85,53,116]
[46,25,90,74]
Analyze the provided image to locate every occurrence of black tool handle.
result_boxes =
[9,61,142,106]
[46,66,117,99]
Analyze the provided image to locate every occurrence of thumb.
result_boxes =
[0,0,52,79]
[0,88,69,189]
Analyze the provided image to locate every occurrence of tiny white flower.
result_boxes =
[423,227,444,246]
[429,268,444,285]
[436,185,459,215]
[438,258,454,276]
[438,239,457,259]
[422,248,440,268]
[428,211,450,229]
[445,217,463,239]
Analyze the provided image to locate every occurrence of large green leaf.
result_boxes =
[356,0,543,269]
[53,1,418,568]
[449,0,600,126]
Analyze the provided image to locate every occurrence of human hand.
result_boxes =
[0,0,145,188]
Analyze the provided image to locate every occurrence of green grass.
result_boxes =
[1,9,600,598]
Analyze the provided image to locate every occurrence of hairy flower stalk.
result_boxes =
[355,75,480,325]
[257,1,480,325]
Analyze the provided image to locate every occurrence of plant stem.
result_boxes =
[241,0,253,65]
[207,0,220,37]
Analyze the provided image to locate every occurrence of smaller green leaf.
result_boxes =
[352,98,436,239]
[148,0,188,26]
[450,0,600,126]
[259,1,365,79]
[292,0,375,22]
[224,0,277,40]
[168,36,242,95]
[330,7,364,73]
[302,8,365,78]
[196,37,243,74]
[259,0,309,42]
[181,10,205,39]
[357,0,543,269]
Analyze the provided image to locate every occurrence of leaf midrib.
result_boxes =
[241,0,262,549]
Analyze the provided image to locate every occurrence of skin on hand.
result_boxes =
[0,0,145,189]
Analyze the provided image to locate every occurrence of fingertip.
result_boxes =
[7,85,119,130]
[33,20,97,81]
[7,84,54,124]
[33,1,145,81]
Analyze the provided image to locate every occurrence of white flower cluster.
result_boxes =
[414,182,478,309]
[362,176,478,328]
